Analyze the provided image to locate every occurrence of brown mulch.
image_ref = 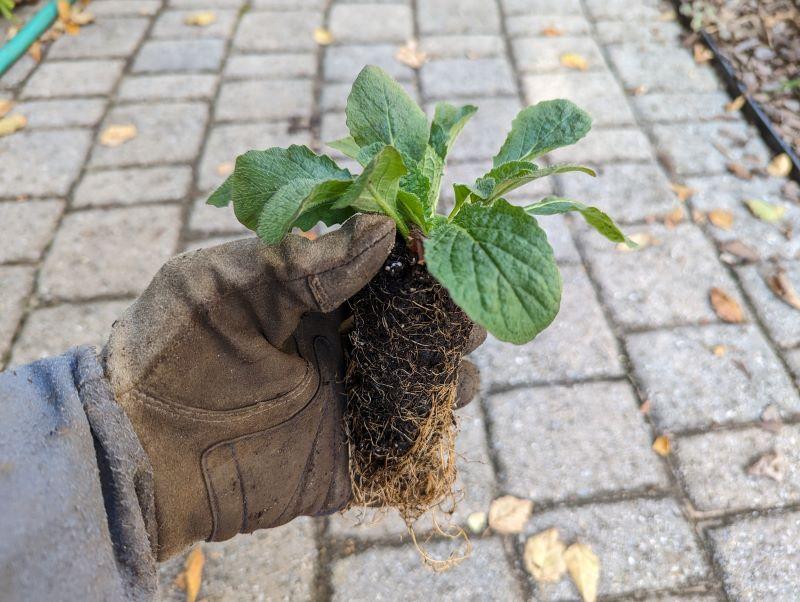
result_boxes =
[679,0,799,155]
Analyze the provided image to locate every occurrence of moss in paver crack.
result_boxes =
[207,65,631,554]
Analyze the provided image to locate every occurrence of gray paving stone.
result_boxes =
[133,38,226,73]
[421,58,516,100]
[580,222,744,329]
[501,0,583,15]
[506,15,592,38]
[10,300,130,366]
[47,18,149,59]
[418,0,501,34]
[632,91,737,123]
[170,0,244,7]
[513,36,606,73]
[329,3,412,42]
[90,0,162,16]
[786,349,800,385]
[215,79,313,121]
[90,102,208,168]
[14,98,107,129]
[118,74,219,101]
[675,425,800,512]
[558,162,680,223]
[39,206,182,300]
[522,71,636,127]
[0,200,64,263]
[627,324,800,431]
[684,175,800,261]
[607,44,720,93]
[22,59,124,98]
[199,122,310,190]
[737,263,800,349]
[0,267,34,363]
[595,19,683,46]
[0,55,38,91]
[524,499,707,599]
[234,11,320,52]
[188,194,250,234]
[1,129,93,196]
[159,518,317,601]
[710,512,800,601]
[475,265,622,386]
[584,0,663,21]
[74,166,193,206]
[224,53,316,79]
[548,127,655,165]
[151,9,238,38]
[419,35,505,60]
[330,538,521,601]
[324,44,414,83]
[651,122,771,177]
[489,381,667,502]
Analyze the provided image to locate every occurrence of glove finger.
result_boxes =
[464,324,487,355]
[454,359,481,409]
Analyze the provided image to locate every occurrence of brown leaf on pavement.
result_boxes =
[747,450,788,482]
[184,11,217,26]
[0,113,27,137]
[28,41,42,62]
[760,404,783,433]
[709,287,745,323]
[216,161,234,177]
[564,543,600,602]
[669,182,694,202]
[488,495,533,534]
[727,161,752,180]
[395,39,427,69]
[767,153,792,178]
[541,25,564,37]
[652,435,671,456]
[313,27,334,46]
[766,269,800,311]
[708,209,734,230]
[100,124,138,147]
[711,344,727,357]
[719,240,760,265]
[693,43,713,63]
[663,206,684,228]
[0,99,13,118]
[524,528,567,583]
[725,95,746,112]
[560,53,588,71]
[175,547,205,602]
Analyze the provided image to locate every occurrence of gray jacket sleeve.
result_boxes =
[0,346,158,602]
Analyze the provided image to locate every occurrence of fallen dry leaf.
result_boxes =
[719,240,760,264]
[216,161,234,177]
[711,344,727,356]
[99,124,138,147]
[747,450,788,482]
[767,269,800,311]
[617,232,655,251]
[664,206,685,228]
[184,11,217,26]
[709,287,745,323]
[524,528,567,583]
[488,495,533,534]
[639,399,651,415]
[177,547,205,602]
[541,25,563,37]
[658,9,676,21]
[760,404,783,433]
[629,84,648,96]
[564,543,600,602]
[725,95,746,112]
[767,153,792,178]
[560,53,588,71]
[28,41,42,62]
[0,99,13,118]
[669,182,694,202]
[56,0,94,35]
[652,435,671,456]
[727,161,752,180]
[744,199,785,223]
[693,43,713,63]
[0,113,27,137]
[313,27,334,46]
[708,209,734,230]
[395,39,427,69]
[466,511,487,534]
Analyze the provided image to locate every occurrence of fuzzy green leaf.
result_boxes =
[397,190,427,231]
[451,183,472,217]
[429,102,477,159]
[425,199,561,343]
[346,65,429,163]
[326,136,362,161]
[493,100,592,167]
[525,197,635,247]
[207,175,233,207]
[292,205,356,232]
[473,161,596,201]
[355,141,385,167]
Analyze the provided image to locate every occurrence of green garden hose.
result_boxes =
[0,0,77,77]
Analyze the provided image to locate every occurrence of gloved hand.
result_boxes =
[103,214,485,560]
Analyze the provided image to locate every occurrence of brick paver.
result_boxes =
[3,0,799,599]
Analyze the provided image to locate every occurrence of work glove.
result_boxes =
[103,214,485,560]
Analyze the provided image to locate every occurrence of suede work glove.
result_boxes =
[104,214,484,561]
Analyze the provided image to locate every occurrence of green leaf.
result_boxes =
[397,190,427,231]
[418,145,444,215]
[473,161,596,202]
[345,65,429,163]
[451,184,472,217]
[326,136,361,161]
[355,141,385,167]
[493,100,592,167]
[231,145,350,229]
[429,102,477,159]
[207,175,233,207]
[292,204,356,232]
[744,198,786,223]
[256,177,352,244]
[525,197,635,247]
[425,199,561,344]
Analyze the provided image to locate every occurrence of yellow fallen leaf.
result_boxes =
[709,287,745,323]
[564,543,600,602]
[652,435,671,456]
[693,43,713,63]
[712,344,727,357]
[57,0,71,21]
[541,25,563,37]
[216,161,234,176]
[184,11,217,26]
[313,27,334,45]
[524,528,567,583]
[0,99,13,118]
[560,52,588,71]
[669,183,694,202]
[395,39,427,69]
[28,41,42,62]
[744,198,785,223]
[766,153,792,178]
[488,495,533,534]
[767,269,800,311]
[466,511,487,534]
[100,124,138,147]
[725,95,745,112]
[663,206,684,228]
[182,547,205,602]
[71,9,95,26]
[707,209,734,230]
[0,113,27,137]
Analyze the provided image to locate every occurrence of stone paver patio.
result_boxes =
[2,0,800,599]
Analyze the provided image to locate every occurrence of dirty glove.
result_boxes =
[103,214,484,560]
